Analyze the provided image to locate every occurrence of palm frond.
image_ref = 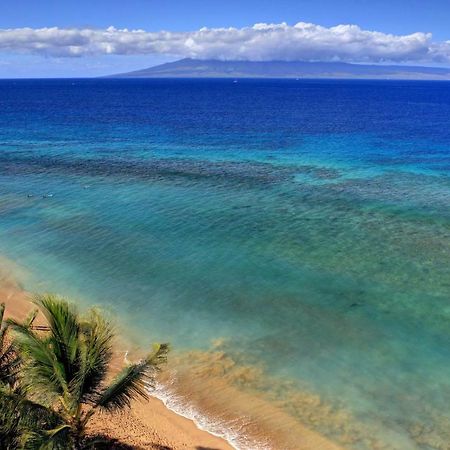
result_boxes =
[0,388,23,449]
[8,318,68,400]
[0,342,21,386]
[22,426,72,450]
[94,343,169,411]
[69,309,114,406]
[34,295,81,384]
[5,294,170,446]
[0,388,66,450]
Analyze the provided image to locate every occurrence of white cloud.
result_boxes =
[0,22,449,64]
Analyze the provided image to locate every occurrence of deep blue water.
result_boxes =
[0,79,449,449]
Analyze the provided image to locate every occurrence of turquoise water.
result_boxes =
[0,79,449,449]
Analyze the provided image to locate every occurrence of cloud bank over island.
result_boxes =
[1,22,450,64]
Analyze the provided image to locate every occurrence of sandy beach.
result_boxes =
[0,258,345,450]
[0,260,233,450]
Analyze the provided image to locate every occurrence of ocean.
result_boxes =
[0,78,449,449]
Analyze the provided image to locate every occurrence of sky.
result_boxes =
[1,0,450,77]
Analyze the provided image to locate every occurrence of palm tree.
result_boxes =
[0,304,52,450]
[9,294,169,449]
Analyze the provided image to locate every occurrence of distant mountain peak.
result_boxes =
[107,59,450,80]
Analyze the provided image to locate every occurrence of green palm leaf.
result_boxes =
[0,387,66,450]
[95,343,169,411]
[8,318,69,400]
[70,309,114,406]
[34,295,81,383]
[5,295,169,446]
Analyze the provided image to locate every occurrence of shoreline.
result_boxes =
[0,258,234,450]
[0,256,344,450]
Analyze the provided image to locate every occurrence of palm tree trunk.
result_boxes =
[70,420,84,450]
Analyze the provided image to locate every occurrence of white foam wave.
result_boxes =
[149,375,272,450]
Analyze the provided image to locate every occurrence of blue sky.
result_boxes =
[1,0,450,77]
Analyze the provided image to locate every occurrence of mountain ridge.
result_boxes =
[107,58,450,80]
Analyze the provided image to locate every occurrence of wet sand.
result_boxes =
[0,257,342,449]
[0,259,232,450]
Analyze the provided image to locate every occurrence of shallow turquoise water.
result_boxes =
[0,79,449,448]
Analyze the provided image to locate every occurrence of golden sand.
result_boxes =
[0,257,345,449]
[0,259,232,450]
